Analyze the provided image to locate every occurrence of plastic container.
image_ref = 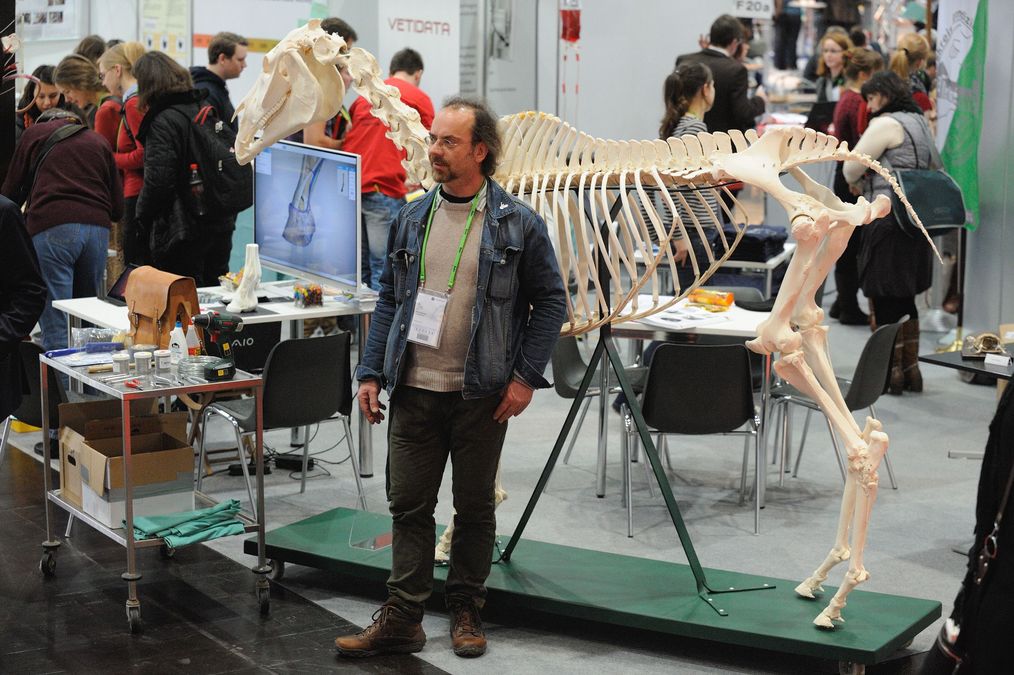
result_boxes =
[154,349,172,373]
[168,322,187,364]
[133,351,152,376]
[185,324,200,356]
[111,352,130,375]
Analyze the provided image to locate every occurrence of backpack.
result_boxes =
[170,104,253,218]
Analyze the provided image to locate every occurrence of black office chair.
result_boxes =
[196,333,367,519]
[551,335,646,465]
[769,320,904,489]
[621,343,761,535]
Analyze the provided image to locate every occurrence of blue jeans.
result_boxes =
[361,192,405,291]
[32,224,110,352]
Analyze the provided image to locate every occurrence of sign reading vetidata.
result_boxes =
[377,0,460,116]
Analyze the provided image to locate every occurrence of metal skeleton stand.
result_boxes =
[498,186,773,616]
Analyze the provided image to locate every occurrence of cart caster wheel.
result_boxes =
[257,586,270,615]
[839,661,865,675]
[269,559,285,581]
[39,553,56,577]
[159,543,176,559]
[127,606,142,634]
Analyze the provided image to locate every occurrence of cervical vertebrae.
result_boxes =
[234,22,942,629]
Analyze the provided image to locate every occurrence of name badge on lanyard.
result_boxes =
[407,288,449,348]
[406,188,482,349]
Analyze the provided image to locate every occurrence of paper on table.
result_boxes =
[618,295,733,330]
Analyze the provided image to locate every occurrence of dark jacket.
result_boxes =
[675,48,765,133]
[1,119,124,236]
[356,178,567,399]
[190,66,236,131]
[136,89,230,259]
[0,197,47,419]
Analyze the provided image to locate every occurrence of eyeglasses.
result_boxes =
[427,134,463,150]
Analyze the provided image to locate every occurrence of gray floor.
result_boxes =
[10,292,990,673]
[192,292,992,674]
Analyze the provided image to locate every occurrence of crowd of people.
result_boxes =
[660,12,939,396]
[3,31,255,352]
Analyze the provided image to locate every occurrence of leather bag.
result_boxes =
[124,266,203,349]
[890,124,966,238]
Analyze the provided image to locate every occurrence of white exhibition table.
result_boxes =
[52,282,378,476]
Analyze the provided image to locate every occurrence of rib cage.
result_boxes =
[484,111,937,337]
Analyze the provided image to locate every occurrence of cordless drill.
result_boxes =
[191,311,244,380]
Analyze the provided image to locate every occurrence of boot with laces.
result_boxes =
[334,602,426,657]
[449,601,486,657]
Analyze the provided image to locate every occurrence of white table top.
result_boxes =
[612,295,767,339]
[53,282,376,331]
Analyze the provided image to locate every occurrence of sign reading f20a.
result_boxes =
[732,0,773,19]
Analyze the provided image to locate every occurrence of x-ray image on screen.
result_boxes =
[254,141,360,288]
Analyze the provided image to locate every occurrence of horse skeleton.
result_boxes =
[234,21,941,629]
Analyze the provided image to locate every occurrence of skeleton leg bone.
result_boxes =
[435,466,508,564]
[775,349,888,627]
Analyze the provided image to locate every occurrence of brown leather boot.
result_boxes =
[887,332,904,395]
[449,601,487,658]
[902,318,923,392]
[335,602,426,657]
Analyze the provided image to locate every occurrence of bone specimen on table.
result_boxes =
[228,243,262,313]
[283,155,325,246]
[232,23,943,629]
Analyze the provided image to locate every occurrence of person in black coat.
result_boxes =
[189,31,248,132]
[134,51,234,286]
[0,197,47,420]
[675,14,765,134]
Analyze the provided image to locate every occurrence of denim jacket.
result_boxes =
[355,178,567,399]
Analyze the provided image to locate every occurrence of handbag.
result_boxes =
[890,123,966,238]
[124,266,203,349]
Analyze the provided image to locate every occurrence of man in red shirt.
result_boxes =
[342,48,434,289]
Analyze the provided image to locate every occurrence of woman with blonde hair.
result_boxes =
[815,31,853,103]
[889,32,932,112]
[53,53,119,147]
[99,41,149,264]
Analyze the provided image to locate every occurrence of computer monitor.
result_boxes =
[253,140,361,289]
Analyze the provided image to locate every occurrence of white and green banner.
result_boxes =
[936,0,988,229]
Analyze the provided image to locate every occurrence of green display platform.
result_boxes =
[244,508,940,665]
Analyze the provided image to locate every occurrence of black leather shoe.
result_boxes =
[828,298,841,319]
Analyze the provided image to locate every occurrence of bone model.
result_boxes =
[235,21,941,629]
[284,155,325,246]
[227,243,262,313]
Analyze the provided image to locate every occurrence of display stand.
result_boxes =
[499,186,772,616]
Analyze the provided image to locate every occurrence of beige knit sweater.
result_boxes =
[402,191,486,392]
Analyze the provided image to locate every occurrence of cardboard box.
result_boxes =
[59,399,194,527]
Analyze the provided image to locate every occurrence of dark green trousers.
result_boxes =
[386,386,507,615]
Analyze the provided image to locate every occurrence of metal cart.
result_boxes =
[38,355,268,633]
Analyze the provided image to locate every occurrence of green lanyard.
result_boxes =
[419,190,481,293]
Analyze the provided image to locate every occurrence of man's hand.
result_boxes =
[357,379,386,424]
[493,379,534,424]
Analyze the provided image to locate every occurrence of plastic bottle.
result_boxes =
[168,321,187,364]
[188,163,207,217]
[185,323,201,356]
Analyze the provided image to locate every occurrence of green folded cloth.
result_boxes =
[131,498,246,549]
